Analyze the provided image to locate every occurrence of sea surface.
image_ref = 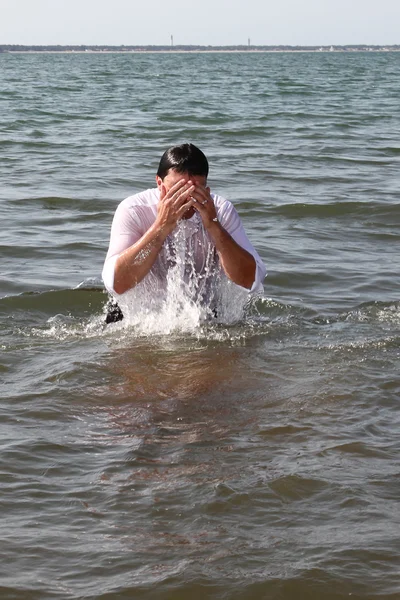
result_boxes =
[0,51,399,600]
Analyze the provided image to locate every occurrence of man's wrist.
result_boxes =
[205,218,221,233]
[152,220,173,241]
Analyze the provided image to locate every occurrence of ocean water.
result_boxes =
[0,51,399,599]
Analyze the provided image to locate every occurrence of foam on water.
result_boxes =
[115,280,251,337]
[23,282,257,345]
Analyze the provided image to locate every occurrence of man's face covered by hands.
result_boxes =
[156,169,208,220]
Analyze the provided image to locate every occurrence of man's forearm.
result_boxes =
[113,224,168,294]
[207,221,256,289]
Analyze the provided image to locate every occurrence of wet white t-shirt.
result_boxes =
[102,188,266,299]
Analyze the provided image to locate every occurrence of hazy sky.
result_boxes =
[1,0,399,46]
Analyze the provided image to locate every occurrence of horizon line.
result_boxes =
[1,43,399,49]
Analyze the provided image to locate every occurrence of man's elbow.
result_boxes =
[113,281,126,295]
[236,258,256,290]
[113,273,139,295]
[243,276,255,290]
[112,260,132,295]
[245,257,257,289]
[113,278,135,295]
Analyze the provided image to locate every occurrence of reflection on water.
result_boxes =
[2,298,399,599]
[104,343,250,402]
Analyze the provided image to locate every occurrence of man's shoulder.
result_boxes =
[119,188,159,210]
[212,193,236,216]
[212,193,234,210]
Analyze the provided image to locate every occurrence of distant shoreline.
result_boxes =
[1,44,399,54]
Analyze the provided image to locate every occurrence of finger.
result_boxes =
[192,194,211,210]
[190,188,208,205]
[192,189,217,221]
[193,198,205,213]
[165,178,192,199]
[172,184,195,207]
[193,198,211,219]
[159,179,190,204]
[193,184,212,203]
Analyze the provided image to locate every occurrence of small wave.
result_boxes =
[318,441,392,459]
[9,196,115,210]
[265,201,400,220]
[325,335,399,354]
[381,146,400,156]
[258,424,313,437]
[268,474,330,501]
[340,300,400,325]
[0,286,106,318]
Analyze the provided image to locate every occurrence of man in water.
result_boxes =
[102,143,266,322]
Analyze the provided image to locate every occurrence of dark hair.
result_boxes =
[157,143,209,179]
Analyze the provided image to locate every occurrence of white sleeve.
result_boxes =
[102,201,142,294]
[217,199,267,293]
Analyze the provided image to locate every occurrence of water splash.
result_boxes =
[114,219,253,336]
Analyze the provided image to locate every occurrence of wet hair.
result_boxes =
[157,143,209,179]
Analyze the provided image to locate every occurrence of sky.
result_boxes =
[1,0,399,47]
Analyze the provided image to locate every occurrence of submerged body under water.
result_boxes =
[1,51,399,599]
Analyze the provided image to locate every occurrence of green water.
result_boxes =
[0,51,399,599]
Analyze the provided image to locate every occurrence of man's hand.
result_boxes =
[191,185,256,289]
[156,178,196,235]
[190,185,218,229]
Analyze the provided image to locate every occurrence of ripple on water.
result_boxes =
[1,51,400,599]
